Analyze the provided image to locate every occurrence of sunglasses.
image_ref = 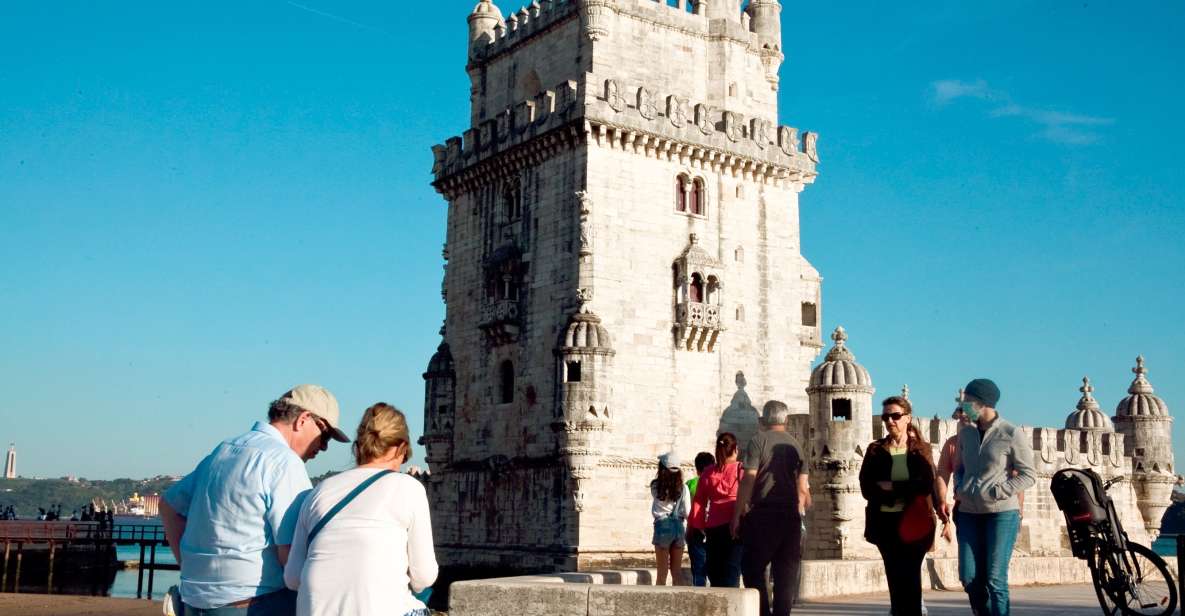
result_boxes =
[309,414,332,441]
[881,412,909,423]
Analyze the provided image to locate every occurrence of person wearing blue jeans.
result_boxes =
[686,451,715,587]
[955,509,1021,615]
[952,379,1036,616]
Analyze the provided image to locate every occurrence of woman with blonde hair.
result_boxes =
[284,403,438,616]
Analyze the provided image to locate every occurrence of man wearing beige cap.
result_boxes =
[160,385,350,615]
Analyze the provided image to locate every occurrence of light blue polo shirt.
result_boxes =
[164,422,312,609]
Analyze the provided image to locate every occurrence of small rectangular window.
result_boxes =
[566,361,582,383]
[831,398,852,421]
[801,302,818,327]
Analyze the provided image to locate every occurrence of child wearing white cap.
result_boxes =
[650,451,691,586]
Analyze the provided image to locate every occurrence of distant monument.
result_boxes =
[4,444,14,479]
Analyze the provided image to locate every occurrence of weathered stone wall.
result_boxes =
[427,0,824,571]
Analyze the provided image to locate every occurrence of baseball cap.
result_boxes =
[280,384,350,443]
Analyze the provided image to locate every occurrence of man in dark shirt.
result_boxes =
[732,400,811,616]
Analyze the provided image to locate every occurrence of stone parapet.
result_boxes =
[451,576,758,616]
[448,556,1169,611]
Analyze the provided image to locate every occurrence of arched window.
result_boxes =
[706,275,720,305]
[675,175,688,212]
[689,273,704,303]
[735,305,745,322]
[689,178,704,216]
[499,360,515,404]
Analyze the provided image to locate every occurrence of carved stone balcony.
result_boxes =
[675,301,723,352]
[479,299,521,345]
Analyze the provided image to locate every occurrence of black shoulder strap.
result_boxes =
[307,470,395,547]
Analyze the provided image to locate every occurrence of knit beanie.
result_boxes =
[964,378,1001,408]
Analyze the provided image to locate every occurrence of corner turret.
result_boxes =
[420,327,456,476]
[745,0,783,89]
[468,0,504,52]
[1065,377,1114,431]
[1113,356,1175,538]
[553,308,615,513]
[805,326,877,559]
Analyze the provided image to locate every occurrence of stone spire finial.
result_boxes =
[823,326,854,362]
[1129,355,1155,395]
[831,325,847,347]
[901,384,910,400]
[1078,377,1100,412]
[689,232,699,245]
[955,388,964,403]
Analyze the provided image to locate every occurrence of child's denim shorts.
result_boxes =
[652,515,686,548]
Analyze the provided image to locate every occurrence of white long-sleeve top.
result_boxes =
[283,468,438,616]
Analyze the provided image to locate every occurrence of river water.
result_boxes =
[111,516,178,599]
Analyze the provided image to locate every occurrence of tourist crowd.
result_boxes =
[649,378,1034,616]
[157,379,1032,616]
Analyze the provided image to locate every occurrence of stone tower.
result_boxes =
[4,444,14,480]
[804,327,875,559]
[425,0,823,571]
[1113,356,1175,538]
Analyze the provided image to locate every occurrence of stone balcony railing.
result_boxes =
[675,301,722,352]
[480,299,521,345]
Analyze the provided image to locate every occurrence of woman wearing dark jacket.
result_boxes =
[859,396,946,616]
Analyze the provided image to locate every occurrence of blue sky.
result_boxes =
[1,1,1182,480]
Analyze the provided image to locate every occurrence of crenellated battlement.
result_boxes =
[431,74,820,197]
[470,0,579,64]
[870,417,1131,473]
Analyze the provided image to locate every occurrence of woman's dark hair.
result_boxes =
[652,466,684,502]
[715,432,738,463]
[881,396,931,461]
[881,395,913,416]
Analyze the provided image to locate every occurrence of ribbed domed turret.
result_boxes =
[468,0,504,48]
[1116,356,1170,418]
[470,0,503,18]
[1066,377,1113,431]
[559,309,613,353]
[808,326,873,392]
[424,341,454,379]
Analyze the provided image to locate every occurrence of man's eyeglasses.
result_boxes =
[881,412,908,423]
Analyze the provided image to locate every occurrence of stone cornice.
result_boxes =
[430,75,820,201]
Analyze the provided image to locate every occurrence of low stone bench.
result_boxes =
[450,574,758,616]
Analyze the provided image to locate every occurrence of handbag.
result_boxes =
[899,493,936,544]
[307,469,395,547]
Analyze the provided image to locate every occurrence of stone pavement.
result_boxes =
[0,593,158,616]
[796,585,1101,615]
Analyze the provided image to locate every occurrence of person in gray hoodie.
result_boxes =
[952,378,1036,616]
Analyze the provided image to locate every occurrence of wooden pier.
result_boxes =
[0,521,173,600]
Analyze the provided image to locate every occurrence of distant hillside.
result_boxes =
[0,477,177,519]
